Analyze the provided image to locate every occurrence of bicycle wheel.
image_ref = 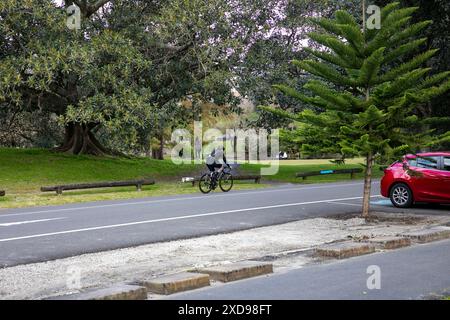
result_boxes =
[199,173,213,194]
[219,172,233,192]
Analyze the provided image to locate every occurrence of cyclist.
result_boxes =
[206,146,229,178]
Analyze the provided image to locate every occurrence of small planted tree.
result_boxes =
[264,2,450,217]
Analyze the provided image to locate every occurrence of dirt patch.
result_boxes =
[365,213,428,225]
[330,212,429,225]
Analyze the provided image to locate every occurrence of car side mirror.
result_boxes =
[403,162,409,170]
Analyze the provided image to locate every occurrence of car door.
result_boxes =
[437,156,450,201]
[407,156,444,201]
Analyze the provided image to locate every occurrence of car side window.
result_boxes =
[443,157,450,172]
[414,156,440,169]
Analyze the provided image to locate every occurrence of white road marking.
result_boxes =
[0,181,379,218]
[0,217,65,227]
[0,195,382,243]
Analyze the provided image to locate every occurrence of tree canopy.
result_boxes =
[1,0,248,155]
[263,2,450,216]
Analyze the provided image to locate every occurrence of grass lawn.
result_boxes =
[0,148,201,193]
[253,158,365,165]
[241,162,383,184]
[0,148,382,209]
[0,148,268,208]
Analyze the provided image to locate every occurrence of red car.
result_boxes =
[381,152,450,208]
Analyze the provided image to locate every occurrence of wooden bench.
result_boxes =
[0,190,5,197]
[41,179,155,195]
[296,168,363,180]
[182,175,261,186]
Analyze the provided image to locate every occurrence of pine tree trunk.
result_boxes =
[362,152,373,218]
[54,122,108,156]
[362,0,366,34]
[362,80,372,217]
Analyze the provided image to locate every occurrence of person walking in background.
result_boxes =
[195,136,202,161]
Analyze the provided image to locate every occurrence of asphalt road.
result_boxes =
[0,180,448,267]
[168,239,450,300]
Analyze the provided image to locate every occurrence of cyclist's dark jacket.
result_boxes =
[206,148,227,171]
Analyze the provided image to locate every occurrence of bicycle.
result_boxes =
[199,164,233,194]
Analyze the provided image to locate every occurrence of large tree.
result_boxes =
[264,2,450,217]
[374,0,450,148]
[1,0,154,155]
[0,0,247,156]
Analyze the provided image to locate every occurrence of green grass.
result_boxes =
[0,148,381,209]
[252,158,365,165]
[241,162,383,184]
[0,148,268,208]
[0,147,201,193]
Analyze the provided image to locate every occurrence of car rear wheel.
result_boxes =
[390,183,413,208]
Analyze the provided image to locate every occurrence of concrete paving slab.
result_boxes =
[363,236,411,249]
[196,261,273,283]
[315,241,376,259]
[402,226,450,243]
[140,272,210,295]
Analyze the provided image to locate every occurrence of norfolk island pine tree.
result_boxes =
[261,2,450,217]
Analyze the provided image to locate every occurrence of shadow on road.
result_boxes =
[371,199,450,214]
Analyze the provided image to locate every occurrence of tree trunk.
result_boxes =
[157,131,164,160]
[362,0,366,34]
[151,131,164,160]
[362,77,372,217]
[151,147,159,159]
[362,152,373,218]
[144,140,152,158]
[54,122,108,156]
[159,134,164,160]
